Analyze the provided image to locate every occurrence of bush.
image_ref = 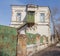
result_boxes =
[0,25,17,56]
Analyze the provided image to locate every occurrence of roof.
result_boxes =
[11,4,50,12]
[11,4,49,8]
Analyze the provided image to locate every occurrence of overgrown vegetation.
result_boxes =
[26,33,48,45]
[26,33,36,45]
[0,25,17,56]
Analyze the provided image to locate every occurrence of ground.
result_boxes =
[32,42,60,56]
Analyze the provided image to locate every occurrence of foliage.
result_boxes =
[26,33,36,45]
[0,25,17,56]
[40,36,43,43]
[26,32,48,45]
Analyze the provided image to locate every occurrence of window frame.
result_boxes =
[16,13,21,22]
[40,13,45,23]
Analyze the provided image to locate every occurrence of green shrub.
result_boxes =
[0,25,17,56]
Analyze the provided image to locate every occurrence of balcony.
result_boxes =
[26,11,35,23]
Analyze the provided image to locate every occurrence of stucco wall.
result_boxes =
[10,5,51,42]
[35,7,50,23]
[10,6,26,27]
[10,5,50,28]
[26,24,50,37]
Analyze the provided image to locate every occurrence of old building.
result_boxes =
[10,4,51,56]
[10,4,50,43]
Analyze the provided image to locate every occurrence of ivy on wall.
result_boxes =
[26,33,36,45]
[26,33,48,45]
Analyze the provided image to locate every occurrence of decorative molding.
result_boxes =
[15,10,23,12]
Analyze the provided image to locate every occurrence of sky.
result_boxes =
[0,0,60,26]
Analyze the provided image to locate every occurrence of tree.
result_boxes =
[51,7,60,42]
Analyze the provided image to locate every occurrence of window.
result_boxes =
[16,13,21,22]
[40,13,45,22]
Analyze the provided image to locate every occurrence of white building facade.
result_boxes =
[10,4,51,43]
